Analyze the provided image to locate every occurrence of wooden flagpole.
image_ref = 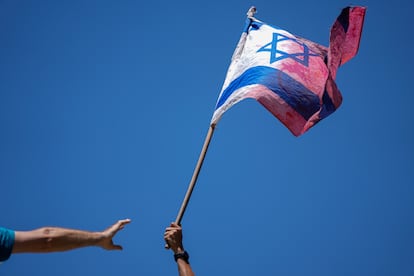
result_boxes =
[165,125,215,249]
[175,124,216,225]
[165,6,256,248]
[171,7,256,226]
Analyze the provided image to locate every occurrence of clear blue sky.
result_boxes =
[1,0,413,275]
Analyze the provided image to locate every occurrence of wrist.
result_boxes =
[94,232,107,247]
[172,246,185,254]
[174,250,190,264]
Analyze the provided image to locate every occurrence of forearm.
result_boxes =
[13,227,104,253]
[177,259,195,276]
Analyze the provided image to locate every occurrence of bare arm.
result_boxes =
[164,223,195,276]
[12,219,131,253]
[176,258,195,276]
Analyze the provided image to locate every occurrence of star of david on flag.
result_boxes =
[256,32,319,66]
[211,6,366,136]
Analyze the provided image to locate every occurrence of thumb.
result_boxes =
[110,244,123,250]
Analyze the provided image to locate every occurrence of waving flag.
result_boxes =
[171,7,366,225]
[211,6,366,136]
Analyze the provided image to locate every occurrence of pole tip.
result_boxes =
[247,6,256,18]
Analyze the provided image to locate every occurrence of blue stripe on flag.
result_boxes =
[216,66,321,120]
[319,87,336,119]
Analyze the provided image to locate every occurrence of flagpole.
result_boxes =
[172,7,255,225]
[165,125,215,249]
[175,124,216,225]
[165,6,256,249]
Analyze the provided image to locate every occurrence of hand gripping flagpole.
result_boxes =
[165,6,257,249]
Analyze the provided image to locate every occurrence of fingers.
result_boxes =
[164,224,181,238]
[116,219,131,230]
[165,222,181,231]
[106,219,131,234]
[164,231,175,241]
[170,222,180,228]
[164,234,173,250]
[164,222,182,242]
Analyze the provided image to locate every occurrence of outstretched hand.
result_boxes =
[98,219,131,250]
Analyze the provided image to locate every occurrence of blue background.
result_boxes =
[1,0,413,275]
